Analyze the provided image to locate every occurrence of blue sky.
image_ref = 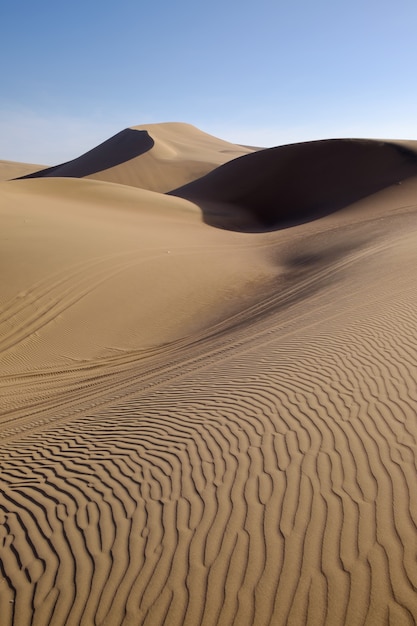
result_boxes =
[2,0,417,163]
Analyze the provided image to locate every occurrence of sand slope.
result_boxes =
[0,160,46,182]
[171,138,417,229]
[19,123,255,192]
[2,127,417,625]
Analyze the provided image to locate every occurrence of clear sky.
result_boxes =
[2,0,417,164]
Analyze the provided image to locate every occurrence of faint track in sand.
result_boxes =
[0,232,403,440]
[1,220,417,624]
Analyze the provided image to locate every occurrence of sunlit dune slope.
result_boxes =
[0,160,46,181]
[171,138,417,229]
[0,177,271,374]
[17,123,254,192]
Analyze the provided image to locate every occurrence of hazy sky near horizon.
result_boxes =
[2,0,417,163]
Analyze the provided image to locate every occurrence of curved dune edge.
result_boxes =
[87,123,256,192]
[17,128,155,179]
[2,133,417,625]
[0,177,274,371]
[17,123,255,193]
[170,138,417,230]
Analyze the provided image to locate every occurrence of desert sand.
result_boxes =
[0,160,46,182]
[1,124,417,625]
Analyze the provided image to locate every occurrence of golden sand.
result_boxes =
[0,160,46,182]
[1,125,417,625]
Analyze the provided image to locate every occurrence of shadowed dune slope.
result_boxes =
[170,138,417,229]
[86,122,255,191]
[17,129,154,179]
[17,123,255,192]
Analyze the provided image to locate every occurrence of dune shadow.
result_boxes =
[16,129,154,180]
[168,139,417,232]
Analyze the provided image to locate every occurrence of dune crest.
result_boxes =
[17,129,154,180]
[18,122,255,192]
[171,138,417,230]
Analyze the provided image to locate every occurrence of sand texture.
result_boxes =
[2,125,417,625]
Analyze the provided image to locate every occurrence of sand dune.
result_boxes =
[18,129,155,179]
[0,160,46,182]
[171,138,417,229]
[2,124,417,625]
[19,123,255,192]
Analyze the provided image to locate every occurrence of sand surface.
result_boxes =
[19,123,255,192]
[0,160,46,182]
[2,125,417,625]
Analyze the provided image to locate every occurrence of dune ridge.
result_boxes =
[170,138,417,229]
[17,129,154,180]
[1,123,417,625]
[18,123,255,193]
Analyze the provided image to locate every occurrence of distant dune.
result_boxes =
[2,123,417,625]
[18,129,154,179]
[19,122,255,192]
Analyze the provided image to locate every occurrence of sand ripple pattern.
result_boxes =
[1,233,417,625]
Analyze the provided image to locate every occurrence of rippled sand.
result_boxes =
[2,125,417,625]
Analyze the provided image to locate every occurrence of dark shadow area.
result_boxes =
[168,139,417,232]
[16,129,154,180]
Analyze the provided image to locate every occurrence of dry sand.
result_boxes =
[1,124,417,625]
[19,122,255,192]
[0,160,46,182]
